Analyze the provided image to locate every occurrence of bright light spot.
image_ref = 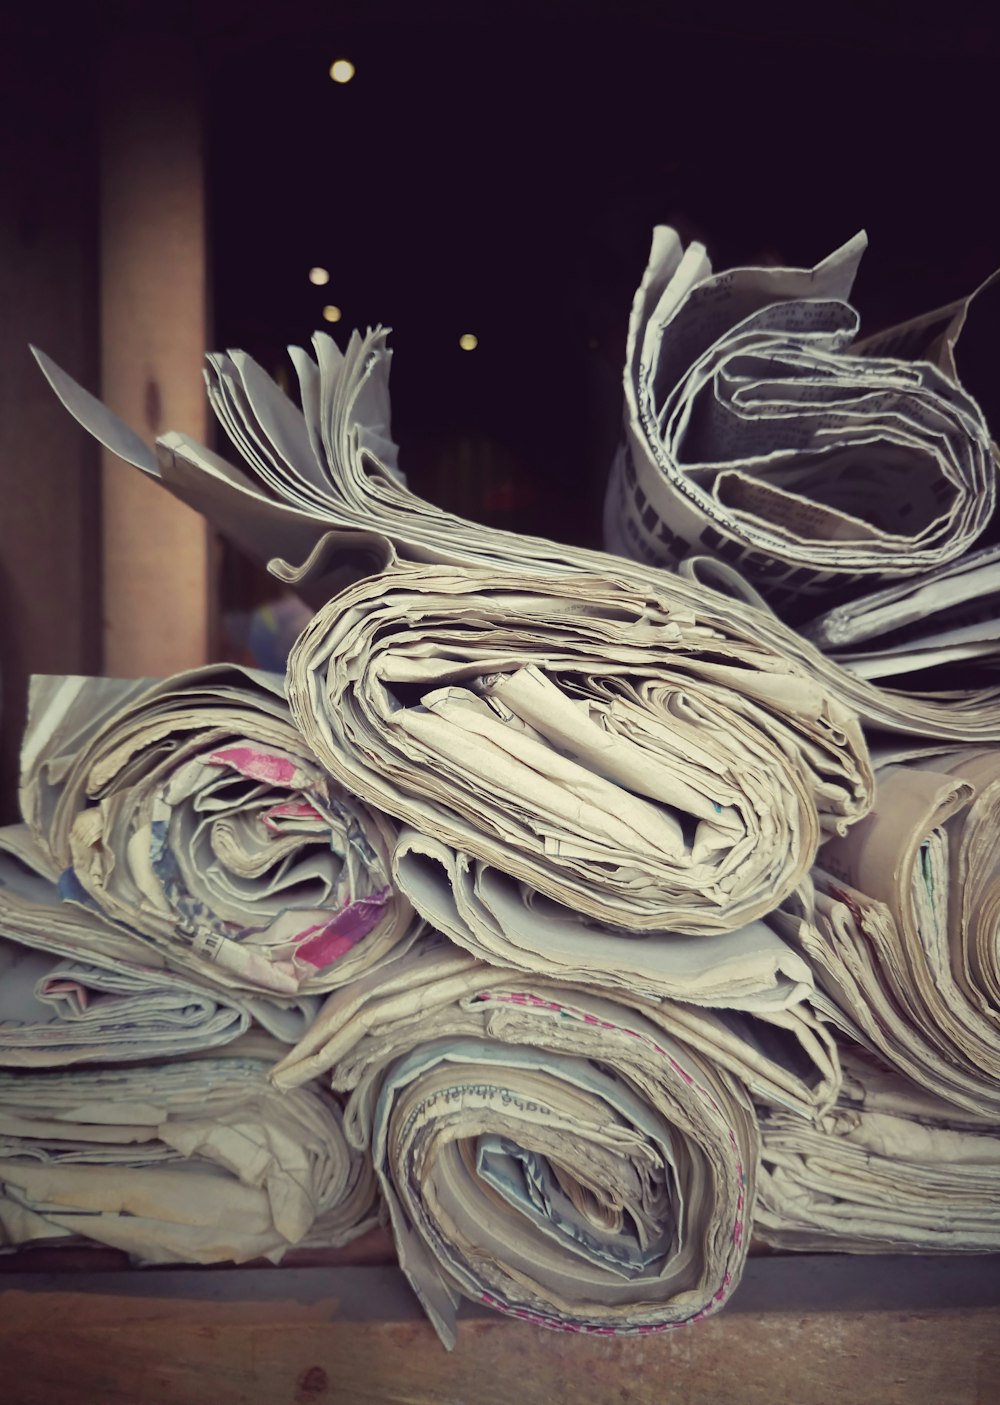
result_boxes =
[322,304,342,323]
[329,59,355,84]
[459,333,478,352]
[308,267,330,286]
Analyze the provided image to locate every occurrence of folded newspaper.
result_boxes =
[605,229,996,609]
[31,326,1000,743]
[271,937,766,1346]
[0,823,331,1049]
[799,541,1000,683]
[756,1048,1000,1253]
[285,561,872,937]
[0,1036,378,1264]
[774,750,1000,1117]
[392,827,816,1010]
[0,940,246,1069]
[274,930,840,1118]
[19,666,422,998]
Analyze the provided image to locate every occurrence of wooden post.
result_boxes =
[98,36,213,677]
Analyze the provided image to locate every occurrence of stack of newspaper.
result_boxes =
[606,232,1000,1264]
[756,1048,1000,1254]
[0,1035,377,1263]
[36,317,1000,742]
[7,226,999,1345]
[0,666,420,1261]
[774,749,1000,1118]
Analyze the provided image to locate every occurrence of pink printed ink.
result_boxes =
[296,890,391,967]
[208,745,300,787]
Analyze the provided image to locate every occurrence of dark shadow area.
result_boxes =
[201,0,1000,574]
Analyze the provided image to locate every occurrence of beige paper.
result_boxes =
[285,562,871,939]
[775,751,1000,1116]
[19,664,424,997]
[0,1037,377,1264]
[757,1048,1000,1253]
[32,335,1000,744]
[607,228,995,601]
[272,936,764,1347]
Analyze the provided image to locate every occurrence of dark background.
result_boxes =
[5,0,1000,581]
[201,0,1000,556]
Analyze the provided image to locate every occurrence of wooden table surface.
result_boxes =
[2,1242,998,1404]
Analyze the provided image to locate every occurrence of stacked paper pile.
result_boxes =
[4,227,997,1347]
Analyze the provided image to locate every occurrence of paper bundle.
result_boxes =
[775,750,1000,1117]
[0,1037,377,1264]
[606,229,995,606]
[19,665,422,997]
[32,324,1000,744]
[286,561,871,939]
[271,937,772,1346]
[756,1049,1000,1253]
[391,827,817,1010]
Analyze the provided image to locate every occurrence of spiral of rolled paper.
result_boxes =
[271,940,759,1347]
[20,665,423,997]
[288,562,872,938]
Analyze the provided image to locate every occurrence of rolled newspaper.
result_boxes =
[774,751,1000,1118]
[19,665,422,997]
[33,328,1000,743]
[0,1037,377,1264]
[756,1048,1000,1253]
[286,561,872,937]
[606,229,995,608]
[270,937,761,1346]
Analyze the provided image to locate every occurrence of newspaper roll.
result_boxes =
[20,666,421,998]
[0,1038,377,1264]
[756,1049,1000,1253]
[797,272,1000,680]
[775,751,1000,1118]
[287,561,871,937]
[606,229,995,607]
[35,332,1000,744]
[270,938,759,1346]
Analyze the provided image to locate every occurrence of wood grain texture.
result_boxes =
[1,1285,996,1405]
[3,1254,999,1405]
